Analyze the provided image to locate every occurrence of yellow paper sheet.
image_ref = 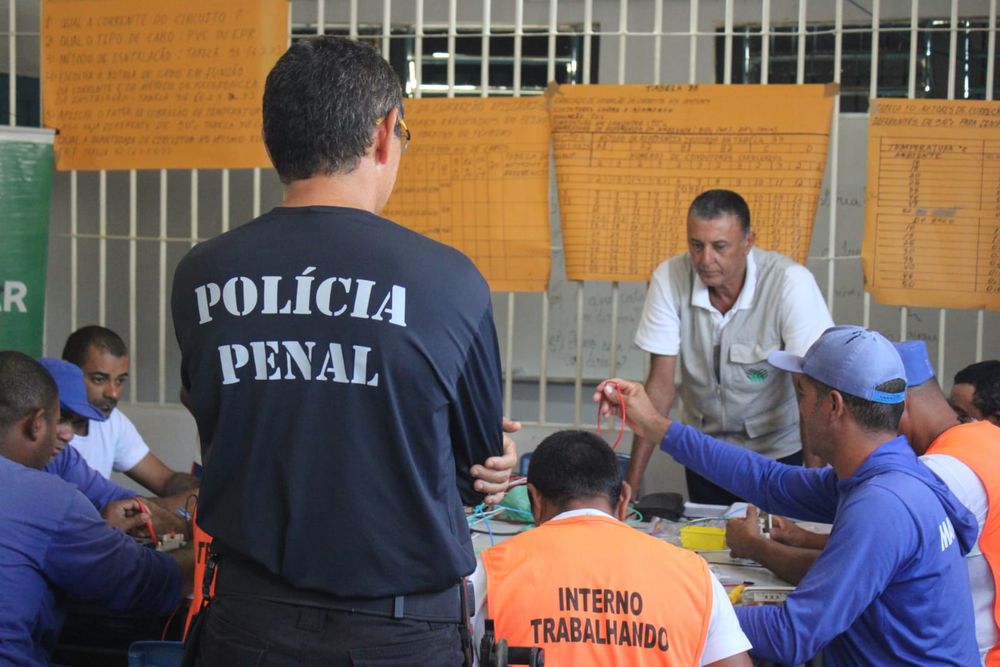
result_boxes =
[862,98,1000,309]
[42,0,288,171]
[551,84,835,282]
[383,97,551,293]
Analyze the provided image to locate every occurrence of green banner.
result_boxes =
[0,128,54,357]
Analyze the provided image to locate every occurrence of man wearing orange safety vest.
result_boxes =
[895,341,1000,666]
[474,430,751,666]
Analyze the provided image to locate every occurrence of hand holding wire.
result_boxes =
[596,382,627,449]
[593,378,672,445]
[134,497,158,545]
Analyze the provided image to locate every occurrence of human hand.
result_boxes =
[142,497,187,535]
[471,417,520,505]
[101,498,152,536]
[769,516,816,549]
[725,505,765,560]
[592,379,670,443]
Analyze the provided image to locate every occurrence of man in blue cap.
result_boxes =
[0,351,189,665]
[36,357,171,536]
[721,339,1000,664]
[595,325,979,665]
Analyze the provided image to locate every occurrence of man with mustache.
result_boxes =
[628,189,832,504]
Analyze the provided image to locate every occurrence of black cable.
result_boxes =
[471,527,523,536]
[846,0,873,18]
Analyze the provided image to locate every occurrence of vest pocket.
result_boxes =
[728,341,784,391]
[728,341,778,365]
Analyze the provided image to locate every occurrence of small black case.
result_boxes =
[633,492,685,521]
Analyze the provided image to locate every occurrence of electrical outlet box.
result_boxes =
[741,586,794,604]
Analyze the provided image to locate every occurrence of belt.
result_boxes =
[214,550,469,624]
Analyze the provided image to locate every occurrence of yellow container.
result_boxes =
[680,525,727,550]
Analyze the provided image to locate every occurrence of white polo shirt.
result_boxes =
[635,250,832,356]
[69,408,150,479]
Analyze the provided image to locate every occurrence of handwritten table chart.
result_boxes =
[863,98,1000,309]
[383,97,551,293]
[550,84,836,282]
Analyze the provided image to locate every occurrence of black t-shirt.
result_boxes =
[172,206,504,597]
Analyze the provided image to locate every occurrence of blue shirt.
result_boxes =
[662,423,979,666]
[43,445,135,510]
[0,456,180,666]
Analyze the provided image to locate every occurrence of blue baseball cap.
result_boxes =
[768,325,907,404]
[35,357,107,422]
[892,340,936,387]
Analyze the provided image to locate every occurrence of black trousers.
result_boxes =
[685,449,804,505]
[193,593,466,666]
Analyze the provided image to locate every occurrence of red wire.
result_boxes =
[161,602,181,641]
[134,497,158,545]
[596,383,627,450]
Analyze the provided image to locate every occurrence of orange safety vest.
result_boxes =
[482,514,712,667]
[926,420,1000,666]
[182,512,215,639]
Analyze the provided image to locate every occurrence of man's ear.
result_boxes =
[743,229,757,253]
[373,107,399,165]
[828,389,847,422]
[23,408,46,443]
[614,482,632,521]
[527,483,545,524]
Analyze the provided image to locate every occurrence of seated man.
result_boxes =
[474,430,751,667]
[38,357,186,536]
[596,325,979,665]
[725,339,1000,664]
[951,360,1000,426]
[62,325,198,496]
[0,351,191,665]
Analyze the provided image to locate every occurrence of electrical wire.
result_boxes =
[161,602,182,640]
[134,497,158,545]
[472,503,495,545]
[471,527,523,536]
[596,382,627,449]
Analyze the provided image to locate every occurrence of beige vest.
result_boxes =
[667,247,800,458]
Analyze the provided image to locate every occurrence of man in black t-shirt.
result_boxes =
[172,36,513,666]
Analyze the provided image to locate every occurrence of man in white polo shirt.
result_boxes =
[628,189,832,504]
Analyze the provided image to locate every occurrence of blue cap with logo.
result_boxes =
[35,357,107,422]
[892,340,936,387]
[768,325,907,404]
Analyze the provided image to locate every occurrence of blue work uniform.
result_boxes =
[661,423,979,666]
[0,456,180,666]
[44,444,135,510]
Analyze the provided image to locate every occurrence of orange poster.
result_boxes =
[550,84,835,282]
[862,98,1000,310]
[383,97,551,293]
[42,0,288,171]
